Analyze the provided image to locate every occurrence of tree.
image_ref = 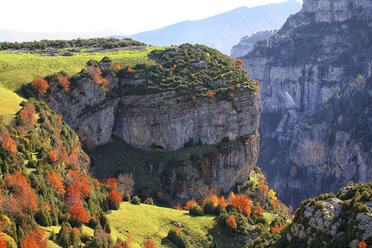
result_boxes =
[31,77,49,96]
[47,171,65,194]
[0,238,7,248]
[127,68,133,73]
[69,202,90,224]
[143,240,157,248]
[270,199,279,208]
[254,206,263,216]
[218,196,228,208]
[5,172,38,214]
[1,135,17,154]
[106,178,117,190]
[19,104,37,129]
[108,190,123,204]
[235,59,243,67]
[21,228,47,248]
[268,189,277,200]
[226,215,236,229]
[206,90,214,97]
[58,75,70,92]
[117,173,135,195]
[66,170,91,206]
[271,225,283,234]
[114,63,121,71]
[184,199,197,210]
[231,195,253,216]
[49,150,57,163]
[358,241,367,248]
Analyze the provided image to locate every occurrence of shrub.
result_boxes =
[122,193,131,202]
[144,198,154,205]
[189,205,204,216]
[131,196,140,205]
[167,229,191,248]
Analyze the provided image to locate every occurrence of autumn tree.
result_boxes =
[226,215,236,229]
[32,77,49,96]
[235,59,243,67]
[69,202,90,224]
[21,228,47,248]
[231,195,253,216]
[108,190,123,203]
[271,225,283,234]
[1,134,17,155]
[184,199,197,210]
[206,90,214,97]
[358,241,367,248]
[106,178,117,190]
[0,238,6,248]
[66,169,91,206]
[58,75,70,92]
[114,63,121,71]
[117,173,135,195]
[143,240,157,248]
[19,104,37,129]
[5,172,38,214]
[218,196,228,208]
[47,171,65,194]
[49,150,57,163]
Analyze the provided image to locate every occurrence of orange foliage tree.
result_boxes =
[271,225,284,234]
[271,199,279,208]
[144,240,157,248]
[206,90,214,97]
[21,228,47,248]
[69,202,90,224]
[106,178,117,189]
[4,172,38,214]
[231,195,253,216]
[66,170,91,206]
[254,206,263,216]
[58,75,70,92]
[0,238,6,248]
[203,194,219,208]
[235,59,244,67]
[19,104,37,129]
[31,77,49,96]
[184,199,197,210]
[47,171,65,194]
[108,190,123,203]
[218,196,228,208]
[358,241,367,248]
[226,215,237,229]
[49,150,57,163]
[1,134,17,155]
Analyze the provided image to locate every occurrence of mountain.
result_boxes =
[242,0,372,207]
[111,0,301,54]
[230,30,277,58]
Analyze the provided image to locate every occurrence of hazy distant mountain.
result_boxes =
[111,0,301,54]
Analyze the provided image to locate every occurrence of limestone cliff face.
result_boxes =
[242,0,372,206]
[230,30,276,58]
[114,90,260,151]
[45,78,118,146]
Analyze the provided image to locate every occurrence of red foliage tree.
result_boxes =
[69,202,90,224]
[1,135,17,154]
[144,240,157,248]
[58,75,70,92]
[5,172,38,213]
[226,215,237,229]
[218,196,228,208]
[270,199,279,208]
[0,238,7,248]
[271,225,284,234]
[231,195,253,216]
[47,171,65,194]
[108,190,123,203]
[254,207,263,216]
[127,67,133,73]
[106,178,117,189]
[21,228,47,248]
[31,77,49,96]
[66,169,91,206]
[49,150,57,163]
[114,63,121,71]
[358,241,367,248]
[19,104,37,129]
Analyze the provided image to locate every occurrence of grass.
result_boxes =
[0,86,25,121]
[42,225,95,248]
[107,202,237,247]
[0,47,163,91]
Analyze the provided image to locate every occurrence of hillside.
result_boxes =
[242,0,372,207]
[111,0,301,54]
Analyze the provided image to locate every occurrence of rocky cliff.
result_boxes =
[230,30,276,58]
[30,44,261,197]
[242,0,372,207]
[279,182,372,248]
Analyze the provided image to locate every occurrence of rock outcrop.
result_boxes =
[242,0,372,206]
[114,90,260,151]
[46,77,118,146]
[230,30,276,58]
[282,183,372,248]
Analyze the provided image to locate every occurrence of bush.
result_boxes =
[167,229,191,248]
[203,201,216,214]
[123,193,131,202]
[189,205,204,216]
[131,196,140,205]
[144,197,154,205]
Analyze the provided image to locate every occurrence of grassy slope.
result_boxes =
[0,46,163,118]
[0,47,161,91]
[107,202,237,248]
[0,86,24,121]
